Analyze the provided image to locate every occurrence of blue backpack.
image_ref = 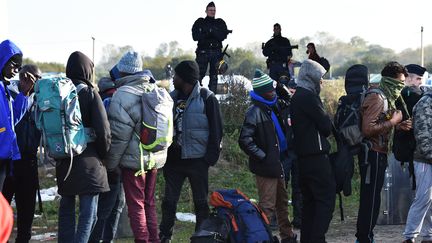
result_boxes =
[209,189,275,243]
[35,76,94,180]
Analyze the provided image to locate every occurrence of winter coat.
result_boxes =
[413,92,432,164]
[106,74,168,171]
[0,40,28,160]
[239,100,290,178]
[169,83,223,165]
[192,16,229,51]
[56,51,111,196]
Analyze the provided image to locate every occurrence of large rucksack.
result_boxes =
[35,76,94,180]
[209,189,276,243]
[117,82,174,174]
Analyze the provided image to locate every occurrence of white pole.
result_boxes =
[421,26,424,67]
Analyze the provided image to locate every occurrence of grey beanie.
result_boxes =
[117,51,143,74]
[297,59,326,94]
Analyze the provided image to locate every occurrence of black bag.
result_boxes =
[190,213,230,243]
[334,94,363,148]
[318,57,330,72]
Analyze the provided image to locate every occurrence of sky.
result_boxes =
[1,0,431,65]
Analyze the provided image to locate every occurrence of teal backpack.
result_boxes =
[35,76,94,180]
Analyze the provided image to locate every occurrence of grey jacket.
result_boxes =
[106,74,168,171]
[171,83,210,159]
[413,91,432,164]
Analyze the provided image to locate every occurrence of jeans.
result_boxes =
[159,159,209,239]
[89,181,125,243]
[58,194,99,243]
[2,158,39,243]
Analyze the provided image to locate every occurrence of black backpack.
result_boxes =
[319,57,330,72]
[190,213,231,243]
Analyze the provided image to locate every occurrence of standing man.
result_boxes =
[238,69,297,243]
[356,62,406,243]
[263,23,296,82]
[290,59,335,243]
[159,61,223,243]
[0,39,35,190]
[192,1,231,93]
[403,75,432,243]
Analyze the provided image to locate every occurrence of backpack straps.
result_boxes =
[75,83,87,94]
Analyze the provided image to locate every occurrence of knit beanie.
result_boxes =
[252,69,275,95]
[0,193,13,243]
[117,51,143,74]
[174,60,200,85]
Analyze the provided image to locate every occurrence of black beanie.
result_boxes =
[207,1,215,8]
[175,60,200,85]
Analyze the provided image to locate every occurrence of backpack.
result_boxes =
[117,83,174,174]
[318,57,330,72]
[35,77,94,180]
[209,189,275,243]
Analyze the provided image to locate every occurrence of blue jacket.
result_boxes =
[0,40,28,160]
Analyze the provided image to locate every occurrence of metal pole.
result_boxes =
[421,26,424,67]
[92,37,95,84]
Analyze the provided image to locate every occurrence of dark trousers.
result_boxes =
[2,158,39,243]
[0,159,9,191]
[268,62,289,82]
[298,154,335,243]
[159,158,209,239]
[196,49,221,93]
[356,150,387,243]
[281,151,302,225]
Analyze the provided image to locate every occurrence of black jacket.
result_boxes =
[262,35,292,63]
[192,16,228,51]
[238,100,289,178]
[291,87,332,157]
[56,51,111,196]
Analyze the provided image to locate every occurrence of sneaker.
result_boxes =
[281,233,297,243]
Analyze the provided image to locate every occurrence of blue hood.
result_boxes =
[0,40,23,72]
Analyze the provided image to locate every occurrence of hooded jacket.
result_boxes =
[0,40,28,160]
[412,91,432,164]
[56,51,111,196]
[291,60,332,157]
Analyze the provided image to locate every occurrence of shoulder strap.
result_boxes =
[366,88,388,112]
[75,83,88,94]
[200,87,212,114]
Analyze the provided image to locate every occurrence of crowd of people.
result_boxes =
[1,1,432,243]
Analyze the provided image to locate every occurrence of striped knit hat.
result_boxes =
[252,69,275,95]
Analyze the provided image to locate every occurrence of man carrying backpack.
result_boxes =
[106,51,166,243]
[403,72,432,243]
[2,64,42,243]
[290,59,335,243]
[355,62,406,243]
[57,51,111,243]
[0,40,36,190]
[238,69,297,243]
[159,60,223,243]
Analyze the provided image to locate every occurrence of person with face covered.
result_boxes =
[290,59,335,243]
[57,51,111,243]
[0,40,35,191]
[238,69,297,243]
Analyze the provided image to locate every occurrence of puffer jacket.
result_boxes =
[361,92,393,153]
[413,92,432,164]
[106,74,168,171]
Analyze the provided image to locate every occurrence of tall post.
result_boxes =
[92,36,95,84]
[421,26,424,67]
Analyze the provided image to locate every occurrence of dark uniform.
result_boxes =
[263,35,293,82]
[192,16,229,93]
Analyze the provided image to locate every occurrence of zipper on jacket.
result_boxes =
[318,132,322,150]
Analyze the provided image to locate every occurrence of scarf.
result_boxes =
[250,91,287,152]
[379,76,405,110]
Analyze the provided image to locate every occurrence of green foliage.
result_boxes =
[23,58,65,73]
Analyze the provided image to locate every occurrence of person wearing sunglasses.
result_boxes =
[0,39,36,191]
